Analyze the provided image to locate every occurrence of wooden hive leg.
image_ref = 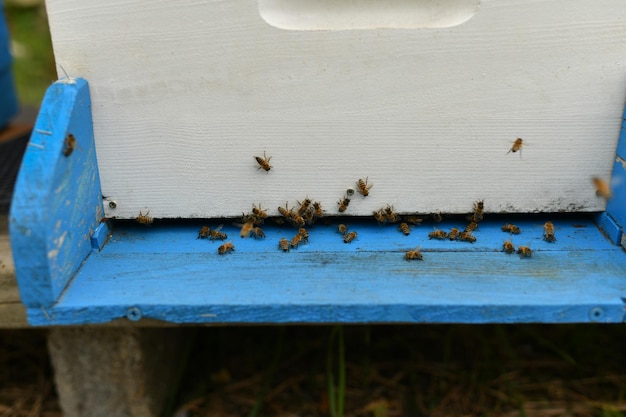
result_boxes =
[48,327,195,417]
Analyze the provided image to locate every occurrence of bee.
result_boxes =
[448,227,461,241]
[543,221,556,243]
[217,242,235,255]
[432,212,443,223]
[63,133,77,157]
[254,151,272,172]
[458,231,476,243]
[471,200,485,222]
[502,224,521,234]
[384,205,400,223]
[136,210,153,225]
[373,210,386,224]
[279,237,290,252]
[272,217,286,226]
[405,246,423,261]
[290,233,304,249]
[517,245,532,258]
[312,201,324,218]
[398,222,411,236]
[209,225,228,241]
[404,216,423,225]
[298,227,309,242]
[337,196,351,213]
[240,221,255,238]
[343,231,357,243]
[252,204,268,220]
[251,227,265,239]
[290,211,306,227]
[429,229,448,240]
[304,211,315,226]
[297,198,312,215]
[592,177,612,200]
[197,226,211,239]
[502,240,515,254]
[356,177,373,197]
[464,221,478,233]
[338,224,348,236]
[278,202,291,218]
[507,137,524,157]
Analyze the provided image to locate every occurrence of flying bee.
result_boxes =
[337,196,351,213]
[197,226,211,239]
[517,245,532,258]
[254,151,272,172]
[251,227,265,239]
[338,224,348,236]
[312,201,324,218]
[507,137,524,157]
[240,221,255,238]
[373,210,386,224]
[252,204,268,220]
[343,231,357,243]
[432,212,443,223]
[209,225,228,241]
[543,221,556,242]
[279,237,290,252]
[290,233,304,249]
[502,240,515,254]
[298,227,309,242]
[458,231,476,243]
[297,198,312,215]
[448,227,461,241]
[356,177,373,197]
[464,221,478,233]
[404,216,423,225]
[429,229,448,240]
[405,246,423,261]
[217,242,235,255]
[398,222,411,236]
[592,177,612,200]
[136,210,153,225]
[384,205,400,223]
[502,224,521,234]
[63,133,77,157]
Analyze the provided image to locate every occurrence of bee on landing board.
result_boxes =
[464,221,478,233]
[343,231,357,243]
[356,177,373,197]
[197,226,211,239]
[63,134,77,157]
[217,242,235,255]
[592,177,612,201]
[290,233,304,249]
[429,229,448,240]
[507,138,524,158]
[543,221,556,242]
[209,225,228,241]
[448,228,461,241]
[405,246,423,261]
[459,231,476,243]
[338,224,348,236]
[279,238,290,252]
[502,224,521,234]
[502,240,515,254]
[136,210,153,226]
[298,227,309,242]
[254,151,272,172]
[251,227,265,239]
[337,196,351,213]
[240,221,255,238]
[517,245,532,258]
[399,222,411,236]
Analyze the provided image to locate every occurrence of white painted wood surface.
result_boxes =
[45,0,626,219]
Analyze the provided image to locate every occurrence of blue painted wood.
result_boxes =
[24,216,626,325]
[9,79,104,307]
[596,212,622,245]
[0,2,17,127]
[616,105,626,160]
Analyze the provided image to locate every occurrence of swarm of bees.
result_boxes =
[277,199,324,228]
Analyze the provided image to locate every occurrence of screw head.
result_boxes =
[346,188,355,197]
[108,201,117,209]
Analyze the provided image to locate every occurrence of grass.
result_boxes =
[4,3,56,106]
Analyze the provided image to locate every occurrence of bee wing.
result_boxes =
[214,224,224,232]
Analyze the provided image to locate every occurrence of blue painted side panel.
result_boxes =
[606,156,626,239]
[0,2,17,127]
[9,79,104,307]
[616,105,626,160]
[26,217,626,325]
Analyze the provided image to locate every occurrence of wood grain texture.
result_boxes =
[45,0,626,218]
[26,216,626,325]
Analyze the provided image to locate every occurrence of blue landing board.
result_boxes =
[28,216,626,325]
